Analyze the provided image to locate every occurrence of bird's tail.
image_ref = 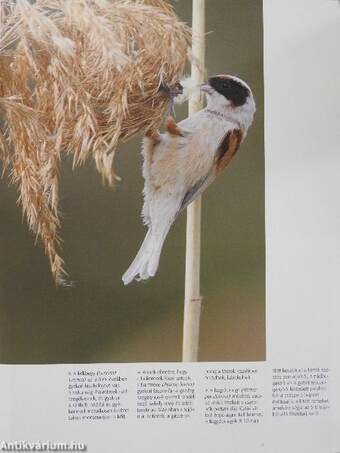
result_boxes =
[122,226,169,285]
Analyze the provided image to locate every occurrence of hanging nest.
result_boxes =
[0,0,191,285]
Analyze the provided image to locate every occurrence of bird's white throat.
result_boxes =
[206,95,255,133]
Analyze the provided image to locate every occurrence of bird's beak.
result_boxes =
[199,83,213,94]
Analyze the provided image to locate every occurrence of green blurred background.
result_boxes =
[0,0,264,364]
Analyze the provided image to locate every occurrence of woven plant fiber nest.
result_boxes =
[0,0,191,284]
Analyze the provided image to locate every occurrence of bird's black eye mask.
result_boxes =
[208,76,250,107]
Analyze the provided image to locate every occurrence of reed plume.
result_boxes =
[0,0,191,284]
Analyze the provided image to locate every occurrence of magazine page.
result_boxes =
[0,0,339,452]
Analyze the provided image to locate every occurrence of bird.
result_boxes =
[122,74,256,285]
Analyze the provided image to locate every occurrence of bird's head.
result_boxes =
[200,74,256,129]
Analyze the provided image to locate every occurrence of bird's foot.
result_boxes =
[159,80,184,116]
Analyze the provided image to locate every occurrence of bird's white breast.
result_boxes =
[147,110,236,196]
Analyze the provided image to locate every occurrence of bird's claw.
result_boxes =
[159,80,184,116]
[159,80,183,98]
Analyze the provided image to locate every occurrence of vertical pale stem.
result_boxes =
[182,0,205,362]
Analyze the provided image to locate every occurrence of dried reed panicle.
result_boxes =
[0,0,191,284]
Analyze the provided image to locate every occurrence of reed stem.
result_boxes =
[182,0,206,362]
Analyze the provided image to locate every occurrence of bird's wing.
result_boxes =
[178,172,215,214]
[178,128,243,214]
[214,128,243,174]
